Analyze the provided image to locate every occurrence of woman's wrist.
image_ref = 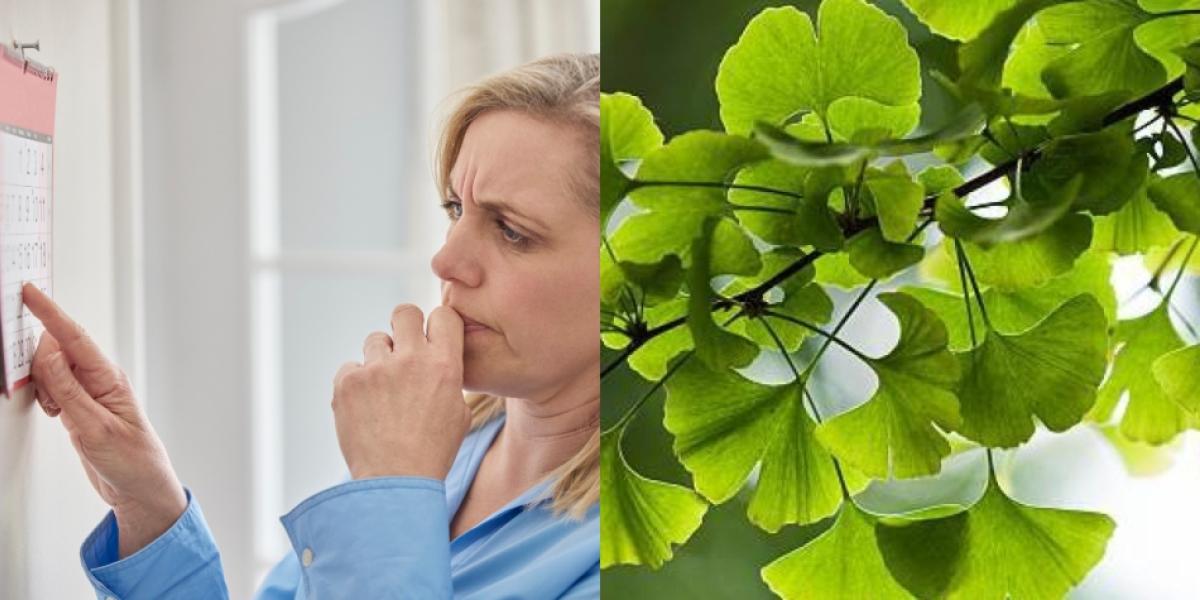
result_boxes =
[112,482,188,560]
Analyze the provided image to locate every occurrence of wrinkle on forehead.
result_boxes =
[447,111,586,228]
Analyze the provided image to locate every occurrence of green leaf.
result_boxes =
[1037,0,1166,99]
[601,249,684,309]
[917,165,965,195]
[846,228,926,279]
[1152,344,1200,413]
[720,248,835,353]
[865,162,924,243]
[687,218,759,372]
[1094,304,1192,444]
[1147,172,1200,234]
[905,250,1117,351]
[630,131,769,215]
[628,298,692,381]
[877,475,1115,599]
[609,132,770,270]
[662,360,853,532]
[716,1,921,137]
[936,174,1083,246]
[761,503,914,599]
[1034,124,1148,215]
[1092,178,1180,254]
[900,0,1019,41]
[958,0,1067,95]
[600,430,708,569]
[753,122,873,167]
[815,251,874,289]
[958,214,1093,290]
[601,93,663,230]
[816,292,962,479]
[729,159,844,250]
[954,295,1109,447]
[753,104,986,167]
[609,210,762,276]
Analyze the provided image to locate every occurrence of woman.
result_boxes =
[24,53,600,599]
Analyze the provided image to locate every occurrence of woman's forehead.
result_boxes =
[449,111,582,211]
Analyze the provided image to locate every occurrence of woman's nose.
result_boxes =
[430,224,482,287]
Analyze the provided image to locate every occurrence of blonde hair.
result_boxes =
[435,53,600,520]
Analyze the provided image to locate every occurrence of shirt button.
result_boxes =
[301,547,314,567]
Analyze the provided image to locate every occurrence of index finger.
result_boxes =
[426,306,464,361]
[22,282,113,379]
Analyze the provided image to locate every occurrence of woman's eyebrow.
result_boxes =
[447,186,549,231]
[474,198,549,231]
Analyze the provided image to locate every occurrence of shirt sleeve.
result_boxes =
[80,487,230,600]
[279,476,453,599]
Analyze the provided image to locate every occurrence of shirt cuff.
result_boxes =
[280,477,453,598]
[80,487,228,600]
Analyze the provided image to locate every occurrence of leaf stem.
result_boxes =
[603,351,693,436]
[1164,114,1200,174]
[631,179,804,200]
[728,203,798,215]
[761,310,873,363]
[955,240,993,330]
[955,240,979,348]
[800,280,879,383]
[1163,236,1199,301]
[758,317,852,499]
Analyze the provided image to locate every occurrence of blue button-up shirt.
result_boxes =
[78,414,599,598]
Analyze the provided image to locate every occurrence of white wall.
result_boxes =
[0,0,139,598]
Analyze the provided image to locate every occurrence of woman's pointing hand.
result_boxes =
[23,282,186,559]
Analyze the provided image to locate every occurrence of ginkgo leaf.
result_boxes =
[729,159,844,250]
[1152,344,1200,413]
[1094,304,1192,444]
[609,131,770,267]
[630,130,769,215]
[662,360,853,532]
[957,214,1093,290]
[1093,177,1180,254]
[899,0,1019,41]
[716,1,921,138]
[876,474,1115,599]
[954,295,1109,448]
[761,502,913,599]
[865,161,924,243]
[628,298,692,381]
[601,92,663,229]
[1037,0,1166,98]
[846,228,925,279]
[905,250,1117,351]
[1147,172,1200,234]
[611,211,763,279]
[936,174,1083,246]
[815,292,962,479]
[600,429,708,569]
[720,247,834,353]
[688,217,759,372]
[601,249,684,310]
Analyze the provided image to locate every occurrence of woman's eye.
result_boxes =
[440,200,462,220]
[497,220,528,245]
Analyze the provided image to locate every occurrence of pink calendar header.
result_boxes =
[0,46,57,136]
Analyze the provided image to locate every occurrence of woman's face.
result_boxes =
[431,109,599,401]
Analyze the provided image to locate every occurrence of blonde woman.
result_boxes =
[24,53,600,599]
